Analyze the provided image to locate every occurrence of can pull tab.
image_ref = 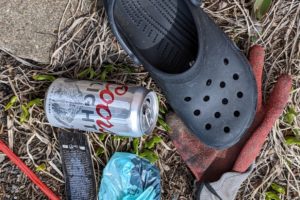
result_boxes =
[142,99,153,129]
[189,0,202,7]
[143,106,152,128]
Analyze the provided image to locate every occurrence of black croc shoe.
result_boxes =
[104,0,257,149]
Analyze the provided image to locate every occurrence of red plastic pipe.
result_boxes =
[0,140,60,200]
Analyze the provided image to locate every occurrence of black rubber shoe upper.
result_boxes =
[104,0,257,149]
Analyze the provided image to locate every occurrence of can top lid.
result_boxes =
[140,91,159,134]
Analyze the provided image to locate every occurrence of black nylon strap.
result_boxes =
[59,130,96,200]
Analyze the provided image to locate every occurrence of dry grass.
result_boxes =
[0,0,299,199]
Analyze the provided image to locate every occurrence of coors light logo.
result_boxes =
[52,80,83,126]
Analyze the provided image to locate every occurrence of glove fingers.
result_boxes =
[233,75,292,173]
[248,45,265,114]
[166,113,219,181]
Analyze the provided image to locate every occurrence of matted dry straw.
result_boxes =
[0,0,299,199]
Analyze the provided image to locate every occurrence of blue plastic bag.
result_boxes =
[99,152,161,200]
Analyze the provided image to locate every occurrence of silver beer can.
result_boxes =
[45,78,159,137]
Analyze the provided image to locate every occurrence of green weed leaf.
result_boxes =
[99,64,115,81]
[285,136,300,146]
[271,183,286,194]
[139,149,159,163]
[133,138,140,155]
[19,99,43,124]
[159,104,167,114]
[32,75,56,81]
[145,136,162,149]
[27,98,43,108]
[20,105,30,124]
[78,68,90,78]
[158,117,171,132]
[96,147,105,156]
[98,133,107,141]
[284,106,298,125]
[89,70,97,79]
[78,67,97,79]
[265,191,280,200]
[36,163,46,172]
[293,129,300,136]
[254,0,272,20]
[123,66,135,73]
[250,35,259,43]
[113,135,129,140]
[159,108,166,114]
[284,113,295,125]
[5,96,18,111]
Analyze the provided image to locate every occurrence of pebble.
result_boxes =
[0,154,6,163]
[0,83,12,99]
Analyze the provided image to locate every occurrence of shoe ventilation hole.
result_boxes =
[224,127,230,133]
[220,81,226,88]
[222,98,229,105]
[194,110,201,116]
[224,58,229,65]
[189,60,196,67]
[205,123,212,130]
[234,111,240,117]
[237,92,243,98]
[203,96,210,102]
[215,112,221,118]
[206,79,212,86]
[233,73,239,80]
[184,97,192,102]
